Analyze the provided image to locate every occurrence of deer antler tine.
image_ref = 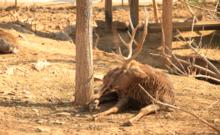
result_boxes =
[141,9,149,45]
[112,8,149,62]
[128,9,149,61]
[127,31,138,46]
[118,32,129,47]
[129,12,134,30]
[117,26,139,61]
[125,26,139,60]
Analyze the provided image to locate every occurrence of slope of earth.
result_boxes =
[0,2,220,135]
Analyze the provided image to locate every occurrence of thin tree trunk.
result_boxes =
[129,0,139,27]
[152,0,159,23]
[15,0,17,7]
[105,0,112,31]
[217,1,220,18]
[162,0,173,54]
[75,0,94,105]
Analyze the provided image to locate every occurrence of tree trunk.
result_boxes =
[75,0,94,105]
[217,2,220,18]
[15,0,17,7]
[129,0,139,27]
[152,0,159,23]
[162,0,173,54]
[105,0,112,31]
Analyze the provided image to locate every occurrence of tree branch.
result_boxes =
[138,84,220,134]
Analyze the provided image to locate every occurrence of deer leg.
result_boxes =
[92,97,129,120]
[123,104,160,126]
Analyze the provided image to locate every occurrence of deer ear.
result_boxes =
[129,67,147,78]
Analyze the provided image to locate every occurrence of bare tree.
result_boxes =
[75,0,94,105]
[15,0,17,7]
[162,0,173,54]
[129,0,139,27]
[105,0,112,31]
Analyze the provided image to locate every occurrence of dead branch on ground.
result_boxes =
[138,84,220,134]
[161,17,220,84]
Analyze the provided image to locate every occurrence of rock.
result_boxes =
[32,109,40,116]
[88,124,96,130]
[36,119,47,124]
[214,119,220,124]
[164,112,174,119]
[75,114,80,117]
[23,94,32,99]
[32,60,51,71]
[52,120,65,125]
[5,67,14,75]
[36,127,50,132]
[22,90,31,95]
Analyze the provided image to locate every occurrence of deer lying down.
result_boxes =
[0,29,18,54]
[89,13,175,126]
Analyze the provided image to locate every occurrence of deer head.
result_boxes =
[103,9,149,90]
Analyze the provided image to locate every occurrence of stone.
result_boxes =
[36,127,50,132]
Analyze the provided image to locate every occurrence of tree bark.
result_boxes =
[152,0,159,23]
[15,0,17,7]
[105,0,112,31]
[162,0,173,54]
[75,0,94,105]
[129,0,139,27]
[217,1,220,18]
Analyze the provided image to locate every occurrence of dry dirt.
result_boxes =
[0,2,220,135]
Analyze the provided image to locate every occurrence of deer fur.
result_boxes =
[0,29,18,54]
[91,60,175,125]
[89,11,175,126]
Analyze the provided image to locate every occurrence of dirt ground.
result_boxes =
[0,1,220,135]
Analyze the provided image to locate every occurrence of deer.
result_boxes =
[89,11,175,126]
[0,29,18,54]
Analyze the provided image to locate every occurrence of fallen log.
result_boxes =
[148,22,220,33]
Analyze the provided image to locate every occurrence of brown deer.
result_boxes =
[89,12,175,126]
[0,29,18,54]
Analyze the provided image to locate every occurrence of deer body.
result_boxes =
[90,11,175,125]
[92,60,175,125]
[121,61,175,107]
[0,29,18,54]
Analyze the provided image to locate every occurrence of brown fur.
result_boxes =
[102,60,175,106]
[0,29,18,54]
[90,13,174,125]
[91,60,175,125]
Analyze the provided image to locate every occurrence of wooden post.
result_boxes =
[15,0,17,7]
[162,0,173,54]
[105,0,112,31]
[75,0,94,105]
[152,0,159,23]
[129,0,139,27]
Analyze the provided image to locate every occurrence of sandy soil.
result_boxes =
[0,2,220,135]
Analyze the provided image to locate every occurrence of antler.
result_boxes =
[112,9,149,63]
